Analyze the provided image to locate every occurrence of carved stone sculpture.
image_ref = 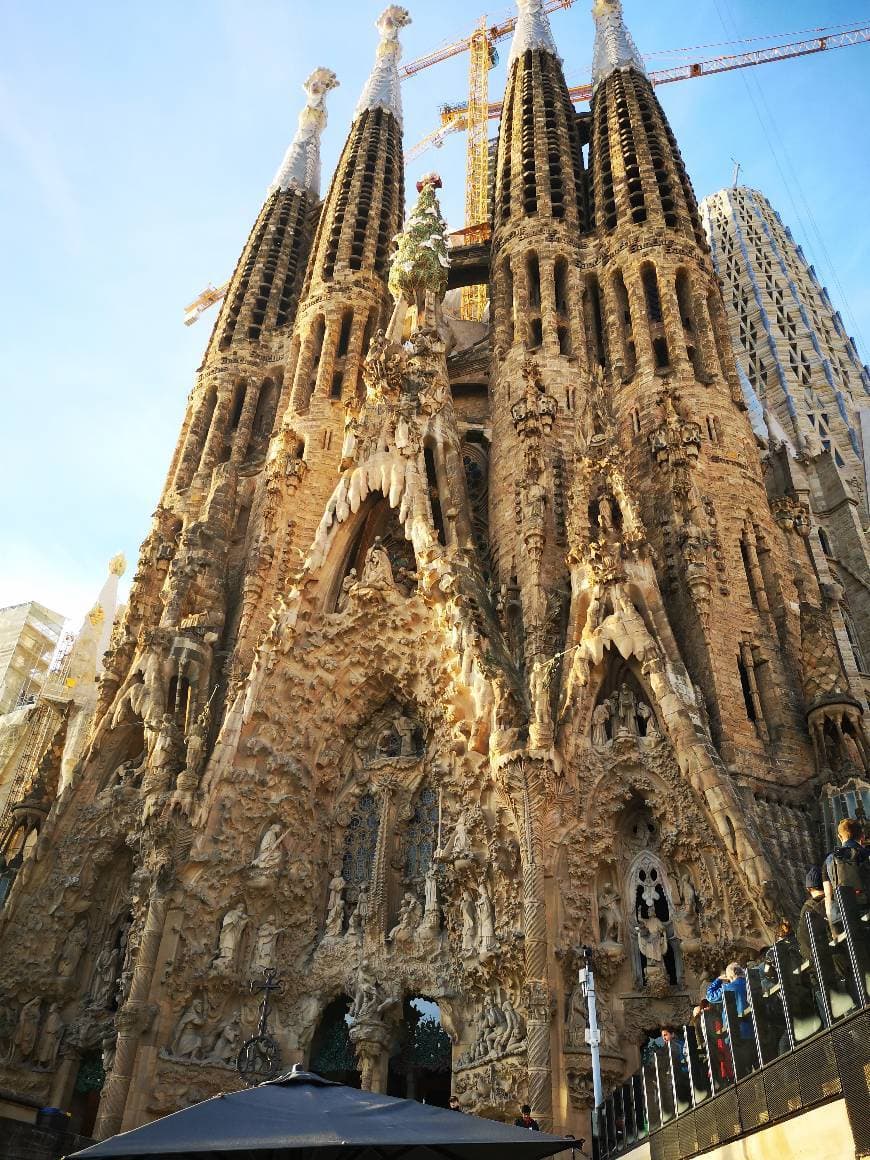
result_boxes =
[214,904,248,971]
[324,874,346,937]
[386,892,422,944]
[591,700,611,749]
[35,1003,63,1069]
[172,998,206,1060]
[252,921,284,973]
[476,881,497,958]
[57,921,88,980]
[10,999,41,1063]
[598,885,623,945]
[89,945,120,1010]
[460,890,476,956]
[208,1012,242,1065]
[251,824,285,876]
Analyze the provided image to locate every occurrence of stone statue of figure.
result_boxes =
[57,920,88,979]
[35,1003,63,1069]
[209,1011,242,1065]
[90,944,120,1009]
[529,658,552,747]
[637,914,668,965]
[324,874,346,937]
[252,921,284,973]
[597,493,616,539]
[10,998,41,1062]
[387,893,422,943]
[394,713,416,756]
[101,1030,117,1076]
[460,890,476,955]
[499,999,526,1052]
[173,997,206,1059]
[361,538,394,588]
[476,882,497,956]
[480,997,504,1058]
[591,700,612,749]
[566,983,588,1048]
[338,568,358,609]
[183,705,209,781]
[598,885,623,945]
[350,975,395,1024]
[637,701,660,738]
[616,684,638,737]
[214,904,248,970]
[423,864,439,922]
[347,885,369,940]
[673,872,699,941]
[251,824,285,875]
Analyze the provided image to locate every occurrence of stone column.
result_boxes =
[513,758,552,1129]
[93,877,168,1140]
[230,377,262,465]
[49,1044,82,1110]
[199,389,235,475]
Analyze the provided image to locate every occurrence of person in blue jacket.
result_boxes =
[705,962,756,1074]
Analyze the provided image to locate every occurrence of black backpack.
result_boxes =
[828,846,870,907]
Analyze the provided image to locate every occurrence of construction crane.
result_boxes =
[402,2,577,320]
[186,21,870,326]
[184,281,230,327]
[426,24,870,145]
[185,2,577,327]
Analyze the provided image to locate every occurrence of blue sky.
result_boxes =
[1,0,869,632]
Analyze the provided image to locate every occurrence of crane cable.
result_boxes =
[712,0,869,358]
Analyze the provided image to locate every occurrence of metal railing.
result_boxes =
[594,886,870,1159]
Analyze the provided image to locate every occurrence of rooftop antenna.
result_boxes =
[731,158,742,188]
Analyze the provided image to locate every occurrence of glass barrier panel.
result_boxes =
[837,885,870,1007]
[655,1049,676,1123]
[770,934,822,1044]
[722,986,759,1078]
[746,962,787,1064]
[699,1005,734,1092]
[643,1061,661,1132]
[684,1023,712,1105]
[607,1090,621,1155]
[621,1080,637,1144]
[803,904,857,1024]
[633,1072,649,1139]
[666,1037,692,1114]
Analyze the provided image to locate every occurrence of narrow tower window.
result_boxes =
[676,269,706,380]
[612,271,636,378]
[585,275,606,368]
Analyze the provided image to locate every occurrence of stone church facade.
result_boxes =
[1,0,867,1141]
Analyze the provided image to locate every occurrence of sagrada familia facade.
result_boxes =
[1,0,868,1141]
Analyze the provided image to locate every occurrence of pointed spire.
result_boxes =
[354,6,411,128]
[508,0,561,67]
[591,0,646,88]
[269,68,340,196]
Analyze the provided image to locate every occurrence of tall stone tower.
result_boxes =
[0,0,867,1144]
[701,185,870,680]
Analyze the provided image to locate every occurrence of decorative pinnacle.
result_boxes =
[354,6,411,128]
[108,552,127,577]
[508,0,561,67]
[591,0,646,88]
[269,67,340,197]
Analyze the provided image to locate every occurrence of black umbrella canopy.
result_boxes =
[69,1071,575,1160]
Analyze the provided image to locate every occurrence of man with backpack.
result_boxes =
[824,817,870,932]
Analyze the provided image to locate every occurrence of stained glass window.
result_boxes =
[404,786,439,883]
[341,793,380,887]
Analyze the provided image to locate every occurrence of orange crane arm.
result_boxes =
[399,0,575,78]
[565,24,870,106]
[433,23,870,123]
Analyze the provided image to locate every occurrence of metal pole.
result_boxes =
[580,946,603,1108]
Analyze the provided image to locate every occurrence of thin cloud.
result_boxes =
[0,73,83,254]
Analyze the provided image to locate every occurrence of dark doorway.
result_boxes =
[309,996,361,1087]
[387,998,452,1105]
